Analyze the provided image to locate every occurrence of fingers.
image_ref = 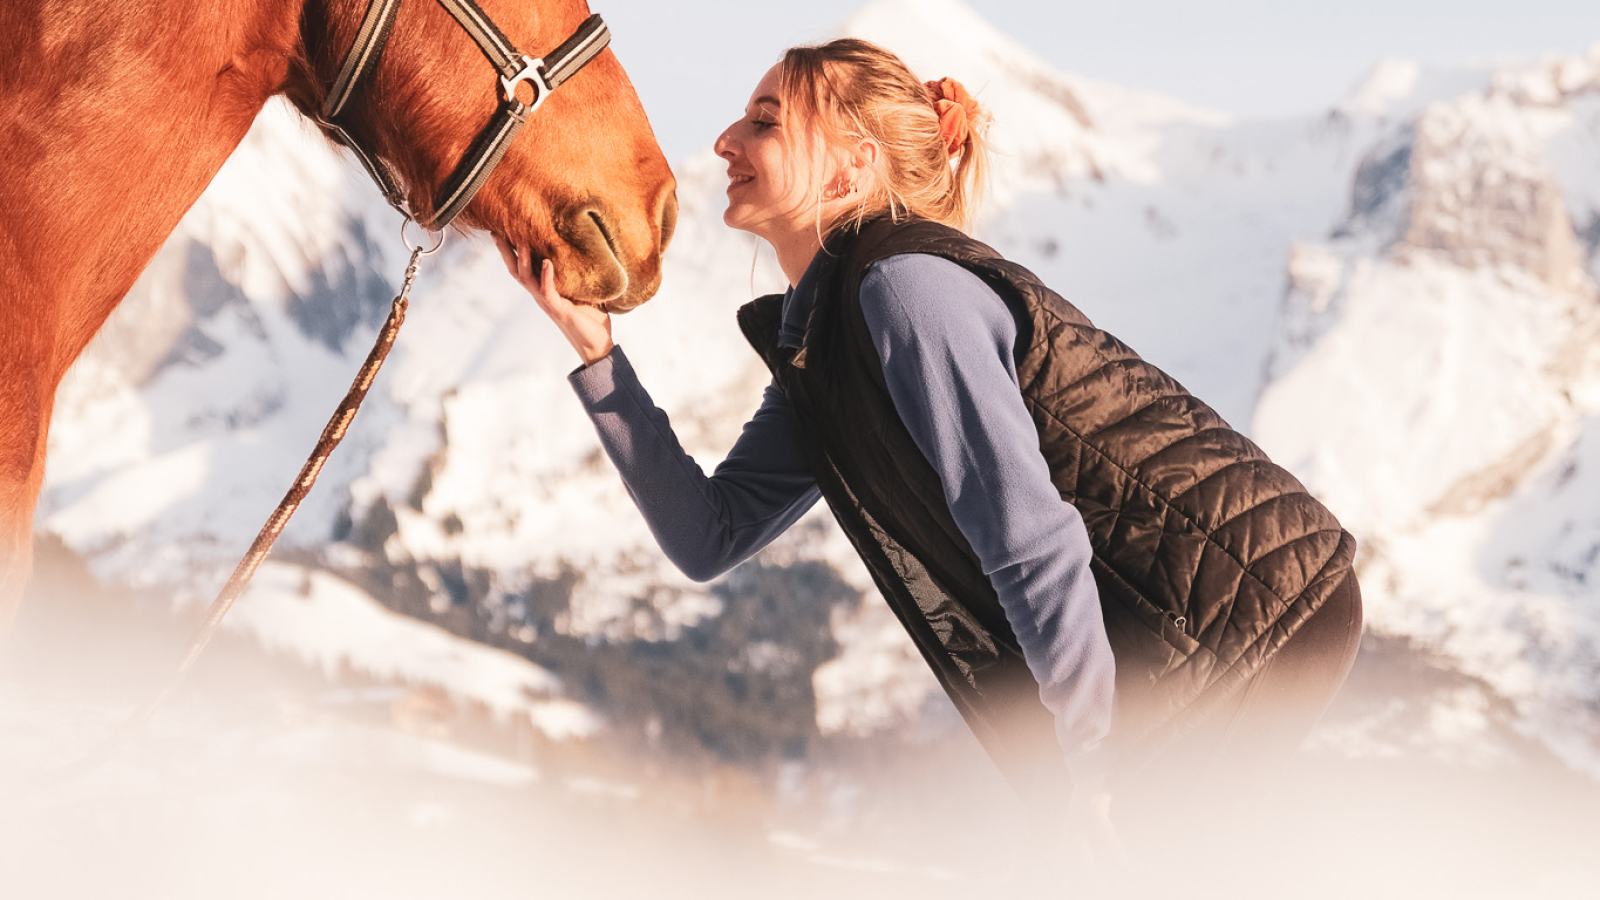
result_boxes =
[531,259,564,313]
[540,259,558,299]
[493,237,589,325]
[493,235,517,274]
[493,234,535,287]
[493,235,549,297]
[491,248,610,364]
[515,243,533,284]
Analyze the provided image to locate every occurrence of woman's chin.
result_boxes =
[722,210,763,239]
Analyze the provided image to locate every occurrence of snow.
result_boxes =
[1256,256,1584,527]
[227,562,600,739]
[813,598,939,738]
[1253,49,1600,775]
[31,0,1600,783]
[1344,59,1426,116]
[1338,58,1495,121]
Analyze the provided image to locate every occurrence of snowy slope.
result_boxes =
[35,2,1600,776]
[1255,44,1600,775]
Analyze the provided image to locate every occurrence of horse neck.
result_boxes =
[0,0,311,381]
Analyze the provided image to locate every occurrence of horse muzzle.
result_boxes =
[560,187,676,313]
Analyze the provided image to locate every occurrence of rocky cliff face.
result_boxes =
[1256,46,1600,775]
[1403,96,1589,291]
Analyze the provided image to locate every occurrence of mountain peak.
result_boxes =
[841,0,1058,89]
[1337,57,1493,121]
[1343,58,1425,116]
[835,0,1099,197]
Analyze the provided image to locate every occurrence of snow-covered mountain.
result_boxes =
[1255,50,1600,772]
[35,0,1600,778]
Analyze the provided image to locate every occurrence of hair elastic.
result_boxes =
[925,77,980,157]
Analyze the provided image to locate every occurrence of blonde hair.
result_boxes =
[776,38,990,234]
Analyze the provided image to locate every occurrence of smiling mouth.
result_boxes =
[728,173,753,187]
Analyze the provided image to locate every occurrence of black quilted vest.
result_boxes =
[736,217,1357,799]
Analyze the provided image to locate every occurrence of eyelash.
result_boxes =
[752,118,777,132]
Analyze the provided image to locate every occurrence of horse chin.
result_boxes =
[548,204,628,308]
[601,266,661,314]
[562,236,663,314]
[517,194,670,312]
[561,255,628,309]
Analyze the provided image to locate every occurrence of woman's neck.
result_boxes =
[765,222,825,288]
[765,194,865,286]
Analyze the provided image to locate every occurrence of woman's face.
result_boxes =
[714,65,834,242]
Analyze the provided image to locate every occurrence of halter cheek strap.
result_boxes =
[316,1,611,231]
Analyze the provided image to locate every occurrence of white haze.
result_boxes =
[6,0,1600,894]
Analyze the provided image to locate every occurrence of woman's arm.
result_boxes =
[860,253,1117,776]
[569,349,821,581]
[495,236,820,580]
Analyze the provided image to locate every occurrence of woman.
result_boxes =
[496,39,1362,848]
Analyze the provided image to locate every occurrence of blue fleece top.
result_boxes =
[568,251,1115,778]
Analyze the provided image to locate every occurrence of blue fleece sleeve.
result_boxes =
[860,253,1116,775]
[569,346,821,582]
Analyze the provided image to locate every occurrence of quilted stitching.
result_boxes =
[737,218,1358,761]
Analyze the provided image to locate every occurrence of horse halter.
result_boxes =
[44,3,617,777]
[316,0,612,231]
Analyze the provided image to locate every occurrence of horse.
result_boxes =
[0,0,679,634]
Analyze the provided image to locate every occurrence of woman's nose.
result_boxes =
[714,124,736,159]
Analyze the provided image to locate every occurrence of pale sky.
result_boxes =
[595,0,1600,163]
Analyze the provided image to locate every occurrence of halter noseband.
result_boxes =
[316,0,611,231]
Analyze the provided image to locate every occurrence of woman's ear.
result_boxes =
[857,135,880,163]
[850,137,880,178]
[837,137,880,196]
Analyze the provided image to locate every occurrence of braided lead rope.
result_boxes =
[56,230,442,775]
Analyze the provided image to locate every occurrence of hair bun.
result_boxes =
[924,77,980,157]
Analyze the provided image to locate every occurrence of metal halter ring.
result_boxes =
[501,56,552,112]
[401,217,447,254]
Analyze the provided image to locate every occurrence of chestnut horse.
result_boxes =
[0,0,678,633]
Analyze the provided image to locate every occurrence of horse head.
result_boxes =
[290,0,677,311]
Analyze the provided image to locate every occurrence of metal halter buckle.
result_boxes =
[500,56,551,112]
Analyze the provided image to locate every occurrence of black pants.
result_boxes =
[1116,573,1365,836]
[1197,571,1365,761]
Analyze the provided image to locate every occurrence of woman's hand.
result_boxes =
[1065,787,1127,866]
[1018,786,1128,889]
[494,236,615,367]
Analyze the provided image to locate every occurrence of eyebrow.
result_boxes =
[750,95,781,112]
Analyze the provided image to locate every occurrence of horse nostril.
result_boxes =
[556,205,628,302]
[659,191,679,250]
[581,207,617,261]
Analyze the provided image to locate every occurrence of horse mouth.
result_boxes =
[528,193,670,314]
[588,209,665,316]
[548,203,630,310]
[591,190,675,314]
[586,210,631,313]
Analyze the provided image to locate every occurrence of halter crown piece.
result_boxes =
[924,77,980,158]
[317,0,611,231]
